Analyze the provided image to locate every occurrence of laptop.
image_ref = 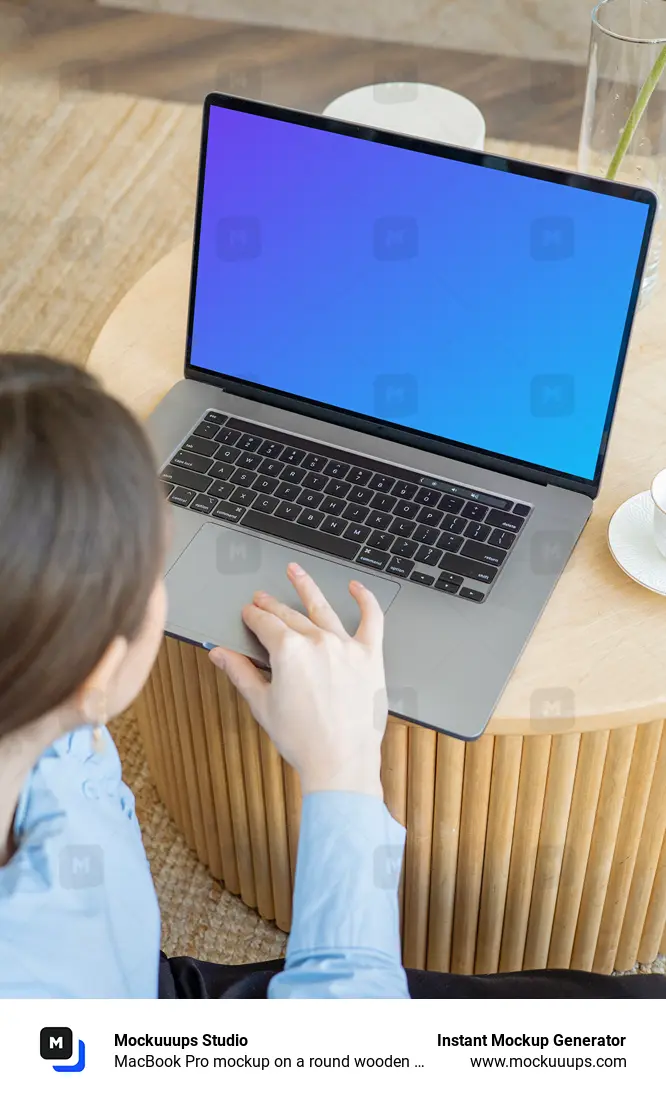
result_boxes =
[147,91,655,741]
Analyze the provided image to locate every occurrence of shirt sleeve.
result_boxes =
[268,791,409,999]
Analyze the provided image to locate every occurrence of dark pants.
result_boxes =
[158,954,666,999]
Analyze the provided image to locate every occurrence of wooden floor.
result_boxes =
[1,0,586,147]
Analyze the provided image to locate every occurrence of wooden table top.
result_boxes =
[88,141,666,735]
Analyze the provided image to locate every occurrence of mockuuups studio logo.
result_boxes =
[530,687,575,733]
[40,1027,86,1073]
[216,533,262,574]
[216,216,261,261]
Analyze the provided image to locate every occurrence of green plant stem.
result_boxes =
[606,43,666,180]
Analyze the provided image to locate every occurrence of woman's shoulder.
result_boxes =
[42,725,121,767]
[8,725,136,877]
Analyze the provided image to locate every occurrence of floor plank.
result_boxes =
[1,0,585,147]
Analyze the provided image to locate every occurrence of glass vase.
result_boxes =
[579,0,666,306]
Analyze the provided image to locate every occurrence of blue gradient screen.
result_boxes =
[190,104,650,480]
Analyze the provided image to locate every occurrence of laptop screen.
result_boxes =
[189,101,652,484]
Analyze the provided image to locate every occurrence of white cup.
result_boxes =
[651,469,666,557]
[323,83,486,151]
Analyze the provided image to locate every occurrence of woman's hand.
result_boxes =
[208,563,387,798]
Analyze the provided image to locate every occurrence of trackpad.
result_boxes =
[165,523,400,662]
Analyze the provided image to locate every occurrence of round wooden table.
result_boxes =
[89,145,666,975]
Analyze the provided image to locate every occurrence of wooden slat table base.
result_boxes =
[138,638,666,974]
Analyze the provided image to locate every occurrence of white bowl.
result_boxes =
[323,83,486,150]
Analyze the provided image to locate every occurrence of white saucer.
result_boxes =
[608,491,666,595]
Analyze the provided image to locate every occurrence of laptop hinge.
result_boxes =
[186,368,599,500]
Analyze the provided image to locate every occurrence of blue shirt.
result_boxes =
[0,727,408,999]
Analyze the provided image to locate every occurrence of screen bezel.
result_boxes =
[184,92,657,498]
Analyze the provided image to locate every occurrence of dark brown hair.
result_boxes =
[0,353,164,737]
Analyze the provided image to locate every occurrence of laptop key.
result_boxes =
[254,475,279,495]
[411,571,435,587]
[208,460,234,482]
[414,487,441,507]
[214,446,241,465]
[216,428,241,446]
[343,503,370,523]
[275,502,302,521]
[257,439,284,459]
[327,478,351,498]
[346,467,372,486]
[435,579,461,594]
[275,481,301,501]
[238,434,263,452]
[367,531,394,551]
[230,468,257,487]
[466,521,491,542]
[488,528,516,550]
[302,453,329,473]
[190,493,218,515]
[297,509,324,529]
[299,489,324,510]
[172,449,213,474]
[459,587,485,603]
[236,452,262,470]
[230,487,258,507]
[259,458,285,477]
[193,421,220,440]
[303,472,328,491]
[241,510,359,560]
[439,494,464,514]
[389,517,416,538]
[437,532,464,553]
[391,480,417,500]
[280,466,306,485]
[356,548,390,570]
[513,503,531,518]
[346,523,370,543]
[324,459,351,478]
[320,495,346,515]
[204,410,227,425]
[486,508,525,533]
[439,552,498,584]
[440,514,467,535]
[438,570,464,588]
[392,538,417,558]
[212,501,246,523]
[462,501,489,522]
[252,494,279,514]
[371,492,396,513]
[183,435,219,457]
[414,545,442,568]
[282,447,307,465]
[366,510,392,530]
[413,524,439,545]
[393,500,419,520]
[161,465,212,493]
[348,486,373,505]
[169,486,196,508]
[320,515,348,537]
[416,507,441,527]
[386,556,414,578]
[461,540,507,567]
[368,474,395,493]
[208,480,234,499]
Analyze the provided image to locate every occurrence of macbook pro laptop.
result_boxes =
[148,92,655,740]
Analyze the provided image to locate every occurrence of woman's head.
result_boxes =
[0,353,167,740]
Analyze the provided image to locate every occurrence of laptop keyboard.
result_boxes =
[160,410,532,604]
